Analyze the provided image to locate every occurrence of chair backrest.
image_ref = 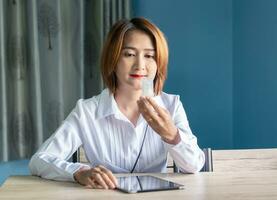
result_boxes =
[212,148,277,172]
[72,147,88,164]
[166,153,175,173]
[201,148,213,172]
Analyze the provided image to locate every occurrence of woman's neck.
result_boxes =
[114,88,141,126]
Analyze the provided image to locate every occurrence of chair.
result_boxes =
[212,148,277,172]
[201,148,213,172]
[72,147,88,164]
[72,147,213,172]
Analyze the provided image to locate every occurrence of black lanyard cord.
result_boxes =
[130,125,148,173]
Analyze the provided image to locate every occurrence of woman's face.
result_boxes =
[115,29,157,92]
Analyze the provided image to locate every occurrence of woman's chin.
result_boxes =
[117,81,143,92]
[128,82,142,90]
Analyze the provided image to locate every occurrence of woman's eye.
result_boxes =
[124,52,135,57]
[145,54,155,59]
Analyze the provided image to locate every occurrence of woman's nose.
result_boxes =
[134,55,146,70]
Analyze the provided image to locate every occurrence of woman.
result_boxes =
[29,17,205,189]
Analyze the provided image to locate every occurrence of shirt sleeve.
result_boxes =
[29,100,91,182]
[163,96,205,173]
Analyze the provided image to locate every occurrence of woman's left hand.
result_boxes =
[137,96,180,144]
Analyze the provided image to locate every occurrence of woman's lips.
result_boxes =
[130,74,146,78]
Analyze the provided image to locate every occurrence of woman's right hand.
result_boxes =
[73,165,118,189]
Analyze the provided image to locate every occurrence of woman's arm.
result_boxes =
[163,96,205,173]
[137,96,205,173]
[29,100,90,181]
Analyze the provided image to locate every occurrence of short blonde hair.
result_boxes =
[100,17,169,95]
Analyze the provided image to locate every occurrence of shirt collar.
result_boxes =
[96,88,166,120]
[96,88,121,119]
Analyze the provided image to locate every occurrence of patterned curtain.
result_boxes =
[0,0,131,162]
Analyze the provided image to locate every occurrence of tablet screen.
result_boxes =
[116,175,184,193]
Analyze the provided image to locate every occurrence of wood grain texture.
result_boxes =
[1,170,277,200]
[212,148,277,172]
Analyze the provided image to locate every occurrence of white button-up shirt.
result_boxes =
[29,89,205,182]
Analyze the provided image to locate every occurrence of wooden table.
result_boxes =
[1,170,277,200]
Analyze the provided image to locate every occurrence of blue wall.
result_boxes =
[233,0,277,148]
[133,0,277,149]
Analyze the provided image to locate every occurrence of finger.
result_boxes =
[146,97,168,120]
[93,173,108,189]
[142,98,161,121]
[137,99,161,125]
[86,178,96,188]
[137,100,148,116]
[139,97,155,112]
[89,177,105,189]
[139,108,157,123]
[95,184,104,189]
[145,97,163,113]
[92,166,102,173]
[98,166,118,187]
[137,99,148,114]
[138,103,159,124]
[100,172,116,189]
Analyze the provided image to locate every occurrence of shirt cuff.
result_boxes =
[162,129,181,145]
[68,162,91,182]
[163,128,194,150]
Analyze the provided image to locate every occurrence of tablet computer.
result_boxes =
[116,175,184,193]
